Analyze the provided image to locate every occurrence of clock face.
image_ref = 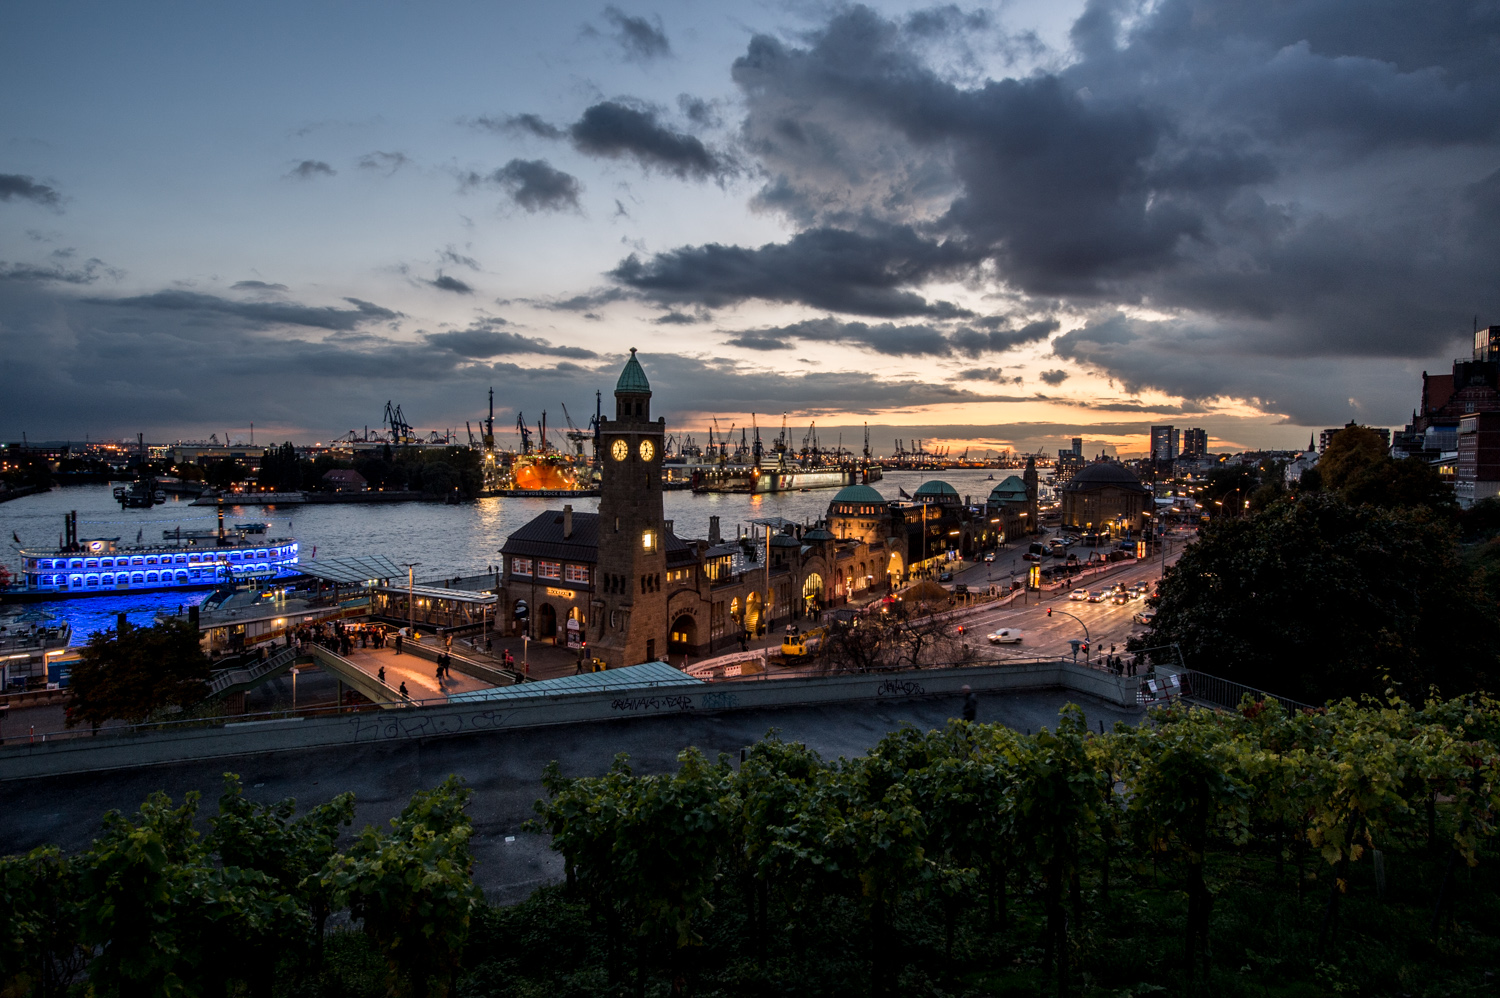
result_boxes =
[639,440,655,462]
[611,438,629,461]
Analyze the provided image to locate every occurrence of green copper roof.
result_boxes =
[615,348,651,394]
[832,484,886,504]
[914,479,959,497]
[988,475,1028,500]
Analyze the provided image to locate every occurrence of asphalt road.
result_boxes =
[0,690,1140,902]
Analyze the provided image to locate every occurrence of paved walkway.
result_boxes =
[337,646,493,704]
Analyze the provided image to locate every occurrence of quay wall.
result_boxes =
[0,662,1140,782]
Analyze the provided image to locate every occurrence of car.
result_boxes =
[983,551,996,562]
[1069,588,1089,601]
[1087,590,1106,603]
[987,628,1024,644]
[1110,592,1130,605]
[938,571,954,582]
[1133,610,1156,625]
[1021,552,1042,561]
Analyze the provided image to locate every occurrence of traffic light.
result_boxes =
[1081,641,1090,656]
[1046,607,1052,617]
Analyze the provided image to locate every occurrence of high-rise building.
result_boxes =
[1149,425,1179,461]
[1181,428,1208,458]
[1071,437,1082,455]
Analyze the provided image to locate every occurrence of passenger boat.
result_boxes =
[690,458,881,495]
[112,477,166,508]
[3,511,299,602]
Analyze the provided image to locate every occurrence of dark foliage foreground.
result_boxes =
[3,697,1498,997]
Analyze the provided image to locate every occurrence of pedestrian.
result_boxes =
[399,681,409,700]
[436,660,444,682]
[394,632,403,655]
[378,665,386,683]
[961,684,978,723]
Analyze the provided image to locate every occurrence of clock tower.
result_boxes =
[592,349,669,667]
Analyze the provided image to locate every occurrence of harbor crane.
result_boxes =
[515,412,533,454]
[384,401,415,445]
[559,403,590,459]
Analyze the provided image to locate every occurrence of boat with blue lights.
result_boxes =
[2,511,300,603]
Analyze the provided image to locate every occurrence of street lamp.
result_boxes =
[401,562,421,636]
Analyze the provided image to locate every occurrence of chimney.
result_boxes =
[664,519,673,535]
[563,504,573,539]
[709,515,721,544]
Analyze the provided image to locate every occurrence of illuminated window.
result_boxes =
[565,564,590,584]
[642,530,656,552]
[537,561,562,580]
[511,557,532,576]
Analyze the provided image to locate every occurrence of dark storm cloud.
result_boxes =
[949,319,1059,358]
[1039,369,1069,386]
[230,280,288,292]
[425,328,596,359]
[653,310,702,325]
[0,174,61,207]
[611,225,980,317]
[601,6,671,61]
[492,159,582,212]
[483,113,565,140]
[91,289,399,331]
[427,275,474,295]
[287,160,335,180]
[673,1,1500,421]
[569,102,723,179]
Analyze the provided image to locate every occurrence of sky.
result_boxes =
[4,0,1499,458]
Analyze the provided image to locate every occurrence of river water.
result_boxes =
[1,469,1021,639]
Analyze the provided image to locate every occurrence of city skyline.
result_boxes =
[4,1,1498,455]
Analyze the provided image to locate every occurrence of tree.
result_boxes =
[67,619,211,730]
[1317,424,1388,491]
[0,847,86,997]
[1145,492,1500,703]
[327,775,480,998]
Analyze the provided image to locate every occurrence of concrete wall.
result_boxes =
[0,662,1139,782]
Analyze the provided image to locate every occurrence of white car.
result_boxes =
[1069,588,1089,601]
[987,628,1025,644]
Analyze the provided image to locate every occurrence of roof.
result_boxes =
[832,483,885,504]
[914,480,959,497]
[1062,462,1149,493]
[615,348,651,394]
[372,584,496,605]
[321,469,366,483]
[770,533,801,548]
[803,527,835,541]
[500,510,601,562]
[298,554,406,585]
[988,475,1028,501]
[445,660,701,704]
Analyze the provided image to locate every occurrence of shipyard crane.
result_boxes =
[383,402,415,445]
[516,412,533,454]
[536,411,550,454]
[559,403,589,459]
[864,423,872,463]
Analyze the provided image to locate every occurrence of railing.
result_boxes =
[206,646,298,698]
[1175,668,1312,714]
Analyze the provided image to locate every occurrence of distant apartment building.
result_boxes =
[1181,428,1208,458]
[1149,425,1180,461]
[1055,436,1086,485]
[1456,412,1500,505]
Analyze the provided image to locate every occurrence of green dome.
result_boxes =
[803,527,835,541]
[615,348,651,394]
[832,484,886,504]
[988,475,1028,500]
[913,480,959,498]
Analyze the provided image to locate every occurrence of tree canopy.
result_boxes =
[66,619,212,729]
[1145,492,1499,703]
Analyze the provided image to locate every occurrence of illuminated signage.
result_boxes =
[546,587,576,599]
